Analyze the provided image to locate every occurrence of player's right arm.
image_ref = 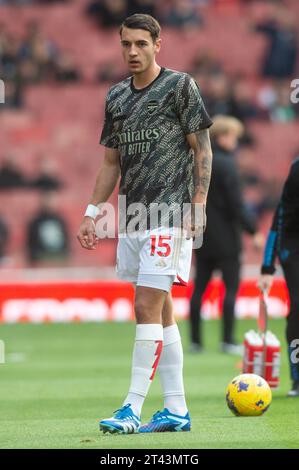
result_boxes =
[77,147,120,250]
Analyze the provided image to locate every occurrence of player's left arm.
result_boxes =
[187,129,213,203]
[186,129,213,235]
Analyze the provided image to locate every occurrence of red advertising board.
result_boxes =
[0,279,289,323]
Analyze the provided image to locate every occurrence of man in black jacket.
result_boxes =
[189,116,263,354]
[259,156,299,397]
[27,191,69,265]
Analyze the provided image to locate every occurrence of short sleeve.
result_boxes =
[99,96,119,149]
[175,74,213,135]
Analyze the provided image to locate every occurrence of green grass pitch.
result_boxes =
[0,319,298,449]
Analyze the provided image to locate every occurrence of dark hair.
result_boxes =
[119,14,161,43]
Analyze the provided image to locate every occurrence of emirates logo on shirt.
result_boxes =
[147,100,159,114]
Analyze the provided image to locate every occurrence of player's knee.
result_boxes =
[134,298,157,323]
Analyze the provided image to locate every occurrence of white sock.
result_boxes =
[158,323,188,416]
[123,323,163,417]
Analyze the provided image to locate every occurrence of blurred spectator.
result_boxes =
[26,191,69,264]
[269,82,298,122]
[55,52,81,82]
[30,155,63,191]
[19,21,58,81]
[96,61,126,83]
[258,80,299,122]
[0,155,27,189]
[229,77,259,122]
[162,0,204,30]
[87,0,128,28]
[0,216,9,263]
[127,0,157,17]
[254,5,298,79]
[0,28,25,108]
[191,50,223,76]
[203,73,232,116]
[197,72,260,123]
[0,20,79,108]
[1,32,20,76]
[190,51,223,107]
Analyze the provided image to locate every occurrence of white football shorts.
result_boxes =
[116,226,193,289]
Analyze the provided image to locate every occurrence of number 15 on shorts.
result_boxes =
[150,235,171,257]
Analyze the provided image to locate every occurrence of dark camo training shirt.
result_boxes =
[100,67,213,231]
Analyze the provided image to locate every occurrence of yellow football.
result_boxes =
[226,373,272,416]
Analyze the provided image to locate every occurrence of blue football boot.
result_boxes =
[139,408,191,433]
[99,403,141,434]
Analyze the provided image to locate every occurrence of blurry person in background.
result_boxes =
[258,155,299,397]
[203,74,231,117]
[0,154,27,189]
[191,50,223,77]
[127,0,157,18]
[26,191,69,265]
[257,80,299,122]
[269,82,298,123]
[162,0,204,30]
[0,30,20,75]
[95,61,126,83]
[254,3,297,80]
[86,0,128,28]
[229,77,259,122]
[29,155,63,191]
[0,20,78,87]
[19,21,58,82]
[189,116,263,355]
[202,74,259,123]
[55,51,81,83]
[0,29,24,108]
